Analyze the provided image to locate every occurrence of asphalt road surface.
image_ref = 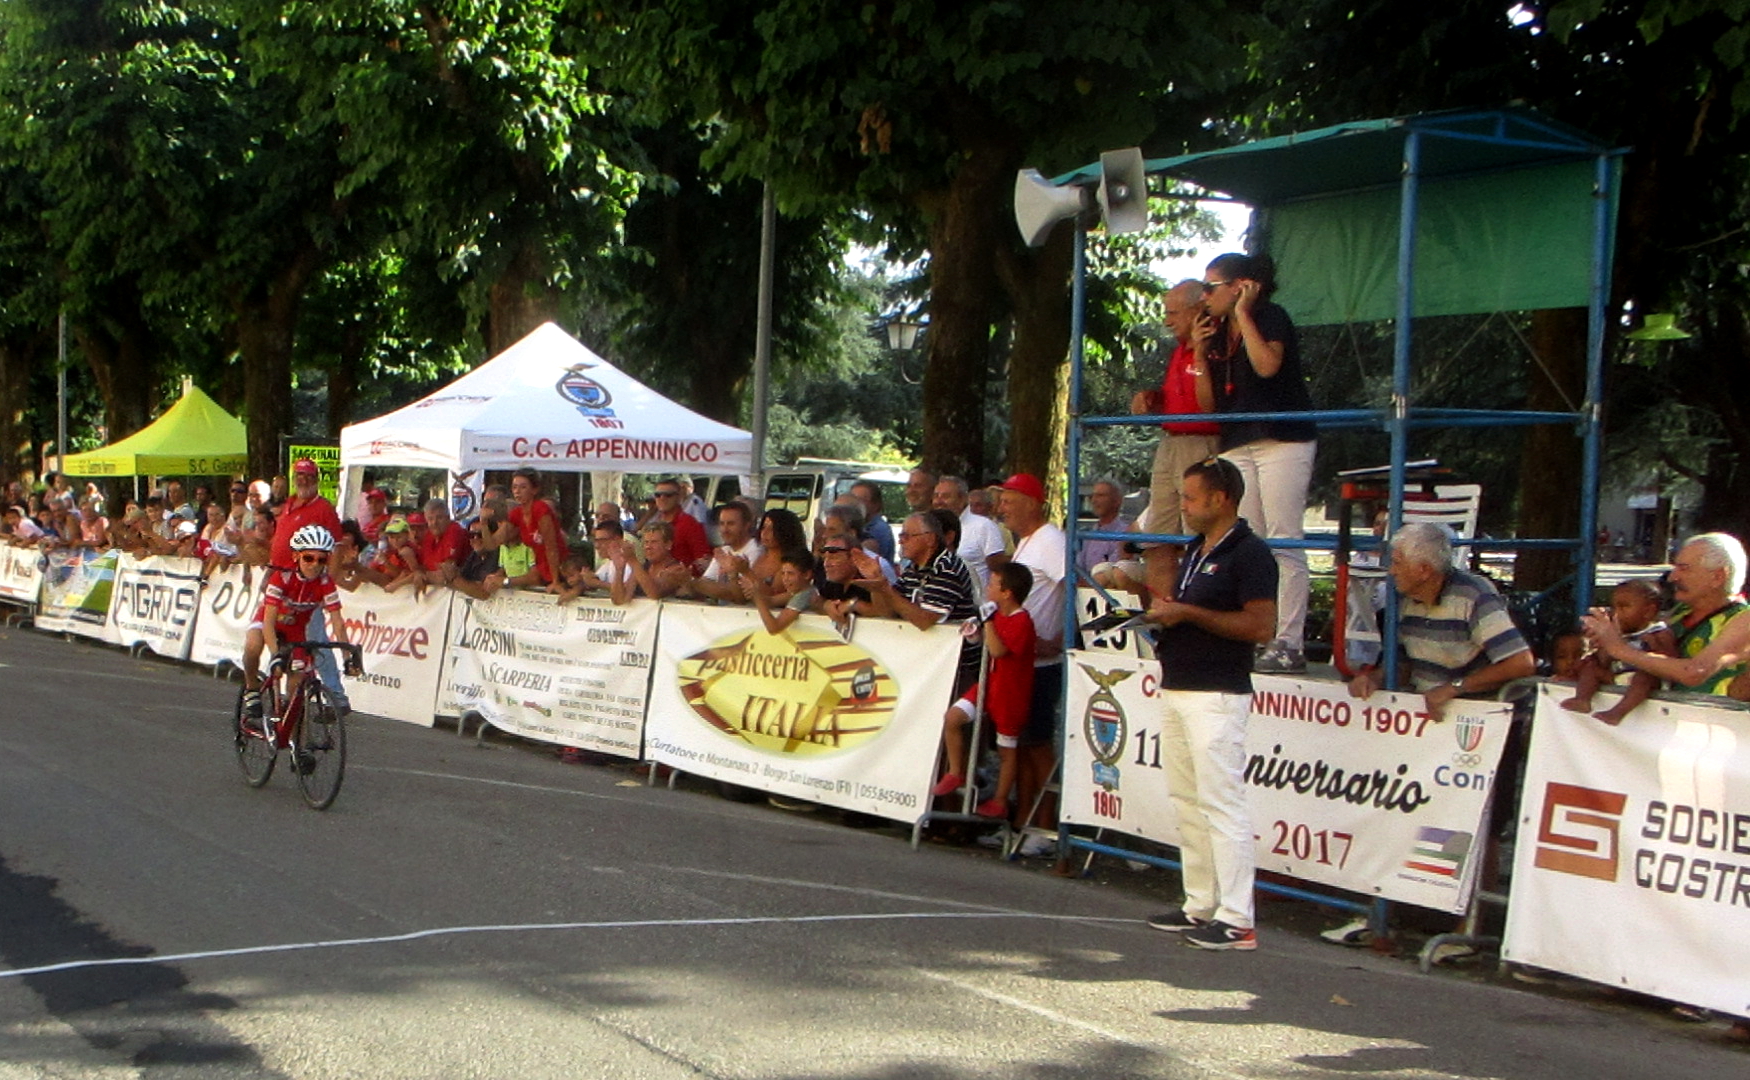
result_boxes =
[0,626,1741,1079]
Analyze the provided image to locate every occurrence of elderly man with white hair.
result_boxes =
[1347,522,1534,720]
[1583,532,1749,697]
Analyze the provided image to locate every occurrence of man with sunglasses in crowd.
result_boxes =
[267,458,351,715]
[648,477,711,571]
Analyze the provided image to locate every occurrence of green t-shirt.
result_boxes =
[499,541,537,581]
[1672,600,1748,695]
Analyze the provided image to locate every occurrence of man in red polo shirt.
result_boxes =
[272,459,342,570]
[650,477,711,570]
[415,497,470,585]
[359,488,393,544]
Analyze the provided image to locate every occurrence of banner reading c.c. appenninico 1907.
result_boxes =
[643,606,959,823]
[1503,687,1750,1018]
[1062,656,1511,914]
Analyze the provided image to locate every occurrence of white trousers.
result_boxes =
[1222,438,1315,650]
[1161,689,1255,928]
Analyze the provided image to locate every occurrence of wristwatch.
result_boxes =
[1449,678,1466,694]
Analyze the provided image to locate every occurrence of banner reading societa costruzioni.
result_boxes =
[336,583,451,728]
[35,548,120,641]
[643,606,958,823]
[0,545,43,606]
[438,590,658,758]
[1502,687,1750,1017]
[1061,657,1511,913]
[106,554,203,660]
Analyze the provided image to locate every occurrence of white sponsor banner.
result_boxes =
[188,564,268,667]
[336,584,452,728]
[1075,587,1153,658]
[1503,688,1750,1017]
[643,605,959,823]
[35,548,120,641]
[106,555,203,660]
[1062,656,1511,913]
[437,590,658,758]
[0,545,43,605]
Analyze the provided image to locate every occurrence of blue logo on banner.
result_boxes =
[556,365,615,417]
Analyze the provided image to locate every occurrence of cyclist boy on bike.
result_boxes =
[241,524,361,721]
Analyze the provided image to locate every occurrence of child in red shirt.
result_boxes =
[241,525,357,720]
[933,562,1036,817]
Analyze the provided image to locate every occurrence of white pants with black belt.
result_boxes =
[1160,688,1255,929]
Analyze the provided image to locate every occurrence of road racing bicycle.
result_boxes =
[233,641,362,810]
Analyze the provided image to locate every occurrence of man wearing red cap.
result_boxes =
[994,473,1066,857]
[359,488,393,544]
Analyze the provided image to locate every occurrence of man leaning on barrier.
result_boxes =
[1582,532,1750,699]
[1346,522,1534,720]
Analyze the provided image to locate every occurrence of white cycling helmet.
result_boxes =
[289,524,336,554]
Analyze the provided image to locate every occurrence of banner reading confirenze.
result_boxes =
[1503,687,1750,1017]
[643,606,958,823]
[438,590,658,758]
[1061,657,1510,913]
[337,583,451,727]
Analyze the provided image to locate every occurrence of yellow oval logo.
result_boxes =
[676,624,898,757]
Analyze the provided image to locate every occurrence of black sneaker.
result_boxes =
[1182,920,1257,951]
[1145,907,1207,933]
[242,690,263,720]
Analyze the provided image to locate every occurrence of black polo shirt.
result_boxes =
[1154,519,1278,694]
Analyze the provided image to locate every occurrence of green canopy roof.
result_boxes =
[63,381,246,478]
[1057,107,1625,325]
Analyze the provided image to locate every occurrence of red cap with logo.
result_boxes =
[292,458,320,476]
[999,473,1046,504]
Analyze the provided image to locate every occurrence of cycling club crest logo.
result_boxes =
[450,469,479,522]
[1080,664,1133,791]
[556,363,615,418]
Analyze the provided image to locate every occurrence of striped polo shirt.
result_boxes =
[1398,570,1530,693]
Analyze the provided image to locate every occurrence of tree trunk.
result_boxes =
[0,337,37,487]
[1686,305,1750,537]
[326,322,364,438]
[74,314,155,453]
[919,142,1011,482]
[996,224,1074,517]
[487,239,562,357]
[1512,307,1587,592]
[236,249,321,480]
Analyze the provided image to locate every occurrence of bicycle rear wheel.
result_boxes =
[233,684,276,787]
[293,681,347,810]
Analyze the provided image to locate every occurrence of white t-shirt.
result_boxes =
[595,561,636,586]
[956,511,1007,588]
[1011,522,1067,663]
[701,538,763,583]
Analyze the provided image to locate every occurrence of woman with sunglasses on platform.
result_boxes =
[1192,252,1316,674]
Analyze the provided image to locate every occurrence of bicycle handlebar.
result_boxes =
[270,641,365,674]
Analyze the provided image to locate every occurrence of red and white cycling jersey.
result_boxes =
[253,568,342,633]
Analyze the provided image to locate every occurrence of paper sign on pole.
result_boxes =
[1075,586,1153,658]
[1062,656,1511,913]
[106,554,203,660]
[438,590,658,758]
[35,548,120,641]
[1503,688,1750,1017]
[643,605,958,822]
[336,583,452,727]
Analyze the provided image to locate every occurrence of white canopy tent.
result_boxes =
[338,322,753,518]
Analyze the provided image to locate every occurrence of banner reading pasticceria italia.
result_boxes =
[106,554,203,660]
[1503,687,1750,1018]
[437,590,658,758]
[1061,656,1511,913]
[0,544,43,606]
[35,548,120,641]
[643,606,958,823]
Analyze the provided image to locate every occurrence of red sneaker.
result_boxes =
[930,773,965,798]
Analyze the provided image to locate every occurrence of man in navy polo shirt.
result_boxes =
[1141,456,1277,951]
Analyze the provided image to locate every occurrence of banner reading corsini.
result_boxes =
[336,583,452,727]
[438,590,658,758]
[35,548,120,641]
[0,544,43,606]
[643,606,959,822]
[1062,656,1511,913]
[187,563,267,667]
[106,554,203,660]
[1502,688,1750,1018]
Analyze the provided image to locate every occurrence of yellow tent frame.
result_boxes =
[62,380,246,478]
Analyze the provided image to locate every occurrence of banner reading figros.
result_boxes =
[438,590,658,758]
[1503,687,1750,1017]
[643,606,958,822]
[1062,656,1511,913]
[106,554,203,660]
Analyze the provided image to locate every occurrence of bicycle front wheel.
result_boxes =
[233,684,276,788]
[293,681,347,810]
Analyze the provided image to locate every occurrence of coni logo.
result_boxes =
[1532,782,1628,882]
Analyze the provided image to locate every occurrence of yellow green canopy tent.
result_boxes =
[62,380,246,478]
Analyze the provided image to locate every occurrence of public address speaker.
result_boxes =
[1013,147,1149,247]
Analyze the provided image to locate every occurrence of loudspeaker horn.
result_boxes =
[1014,168,1090,247]
[1097,147,1148,236]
